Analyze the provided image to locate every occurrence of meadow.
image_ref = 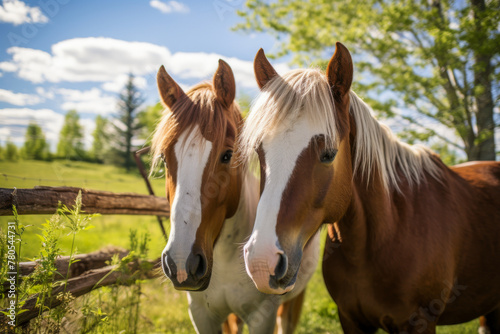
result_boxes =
[0,160,479,333]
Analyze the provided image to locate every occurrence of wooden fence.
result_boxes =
[0,185,168,328]
[0,186,169,217]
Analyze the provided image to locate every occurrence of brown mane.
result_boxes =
[151,82,242,173]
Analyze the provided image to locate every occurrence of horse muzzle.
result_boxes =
[244,243,300,295]
[162,250,211,291]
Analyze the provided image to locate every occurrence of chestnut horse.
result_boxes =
[239,43,500,333]
[151,60,319,333]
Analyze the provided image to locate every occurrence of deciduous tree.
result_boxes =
[236,0,499,160]
[22,122,50,160]
[57,110,85,160]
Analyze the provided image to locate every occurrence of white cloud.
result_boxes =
[0,127,11,140]
[1,37,290,93]
[57,88,116,115]
[0,108,99,150]
[2,38,170,83]
[0,88,43,106]
[36,86,55,99]
[0,61,18,72]
[79,117,96,149]
[101,74,147,93]
[0,0,48,25]
[5,47,52,83]
[150,0,189,14]
[0,108,64,146]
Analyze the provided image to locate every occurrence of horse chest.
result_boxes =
[188,221,269,316]
[323,240,422,328]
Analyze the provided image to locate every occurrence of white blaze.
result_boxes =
[244,116,324,290]
[163,126,212,284]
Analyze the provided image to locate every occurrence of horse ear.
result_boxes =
[326,42,353,102]
[157,65,184,109]
[213,59,236,108]
[254,48,279,89]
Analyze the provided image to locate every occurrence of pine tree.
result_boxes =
[111,73,144,171]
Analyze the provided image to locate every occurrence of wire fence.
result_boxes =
[1,173,130,185]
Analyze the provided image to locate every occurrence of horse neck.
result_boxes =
[218,166,259,246]
[337,155,449,264]
[336,166,402,263]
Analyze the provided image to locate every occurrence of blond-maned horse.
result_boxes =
[239,43,500,333]
[151,60,319,333]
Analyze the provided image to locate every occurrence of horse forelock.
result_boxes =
[238,68,340,162]
[238,67,443,193]
[151,81,242,176]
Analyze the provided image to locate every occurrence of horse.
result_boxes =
[151,59,319,333]
[238,43,500,333]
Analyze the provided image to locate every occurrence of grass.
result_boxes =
[0,160,480,333]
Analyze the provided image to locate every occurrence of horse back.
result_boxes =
[451,161,500,188]
[437,160,500,324]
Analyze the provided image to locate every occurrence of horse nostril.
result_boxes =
[162,252,176,279]
[275,252,288,281]
[188,254,200,275]
[188,253,207,280]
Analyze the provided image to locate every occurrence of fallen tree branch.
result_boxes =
[0,258,161,326]
[1,247,129,293]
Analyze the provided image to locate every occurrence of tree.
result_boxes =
[5,140,20,161]
[138,102,163,146]
[112,73,144,171]
[238,93,253,118]
[236,0,499,161]
[22,122,50,160]
[91,115,109,163]
[57,110,85,160]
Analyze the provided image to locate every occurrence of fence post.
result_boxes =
[134,146,168,241]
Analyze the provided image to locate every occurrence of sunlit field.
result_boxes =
[0,160,479,333]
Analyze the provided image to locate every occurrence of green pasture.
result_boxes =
[0,160,479,333]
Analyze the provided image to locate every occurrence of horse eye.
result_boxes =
[320,149,337,164]
[220,150,233,164]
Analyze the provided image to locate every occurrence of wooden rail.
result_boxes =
[0,186,170,217]
[0,257,161,326]
[1,247,130,293]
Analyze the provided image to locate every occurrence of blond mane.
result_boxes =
[238,68,442,192]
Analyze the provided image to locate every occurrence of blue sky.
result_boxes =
[0,0,288,149]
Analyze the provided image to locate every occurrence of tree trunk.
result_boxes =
[471,0,496,161]
[125,109,133,171]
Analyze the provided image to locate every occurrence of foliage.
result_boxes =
[21,122,51,161]
[110,73,145,171]
[57,110,85,160]
[235,0,499,161]
[4,140,20,161]
[237,93,253,118]
[0,192,156,333]
[90,115,110,163]
[79,230,151,334]
[24,191,98,332]
[138,102,163,146]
